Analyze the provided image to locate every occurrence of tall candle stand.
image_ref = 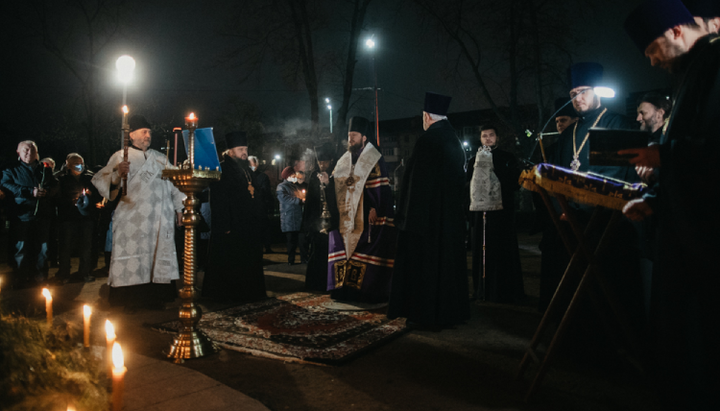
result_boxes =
[161,113,220,363]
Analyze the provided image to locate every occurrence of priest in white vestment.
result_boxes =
[92,115,185,310]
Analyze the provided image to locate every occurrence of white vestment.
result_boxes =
[92,148,185,287]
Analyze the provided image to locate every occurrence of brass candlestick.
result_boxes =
[162,113,220,363]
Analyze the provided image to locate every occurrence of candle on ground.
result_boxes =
[83,305,92,348]
[111,342,127,411]
[106,320,116,377]
[41,288,52,325]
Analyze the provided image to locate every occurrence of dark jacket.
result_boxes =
[55,168,100,221]
[277,180,303,232]
[1,161,58,221]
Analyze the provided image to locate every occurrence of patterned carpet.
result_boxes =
[152,292,407,364]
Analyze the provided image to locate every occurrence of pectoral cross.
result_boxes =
[248,182,255,198]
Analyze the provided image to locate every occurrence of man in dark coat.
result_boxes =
[303,143,335,292]
[249,155,274,253]
[540,62,644,313]
[466,125,523,302]
[553,62,639,180]
[203,131,267,302]
[55,153,100,283]
[1,140,59,287]
[623,2,720,409]
[388,92,470,328]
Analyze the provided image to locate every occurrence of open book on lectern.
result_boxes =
[182,127,222,172]
[588,128,651,167]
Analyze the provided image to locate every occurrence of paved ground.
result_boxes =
[0,232,661,411]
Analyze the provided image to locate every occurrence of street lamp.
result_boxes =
[366,36,380,146]
[325,98,333,133]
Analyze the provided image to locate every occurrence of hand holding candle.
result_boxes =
[83,305,92,348]
[111,342,126,411]
[42,288,52,325]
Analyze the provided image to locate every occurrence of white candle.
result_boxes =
[83,305,92,348]
[106,320,116,378]
[111,342,126,411]
[42,288,52,325]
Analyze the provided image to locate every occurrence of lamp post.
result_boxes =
[325,98,332,133]
[366,36,380,146]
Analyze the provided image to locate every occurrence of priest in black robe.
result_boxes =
[624,2,720,408]
[203,131,267,302]
[388,92,470,328]
[541,62,644,317]
[303,144,335,292]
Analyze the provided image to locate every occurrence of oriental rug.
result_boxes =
[151,292,407,365]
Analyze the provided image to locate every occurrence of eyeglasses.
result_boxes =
[569,88,592,99]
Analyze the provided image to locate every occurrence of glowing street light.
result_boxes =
[326,99,333,134]
[366,35,380,146]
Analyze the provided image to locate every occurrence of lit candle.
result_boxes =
[185,112,198,127]
[67,404,76,411]
[105,320,116,378]
[111,342,127,411]
[83,305,92,348]
[122,105,129,128]
[42,288,52,325]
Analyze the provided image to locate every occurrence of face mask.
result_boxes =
[287,177,298,183]
[250,166,257,171]
[73,164,84,172]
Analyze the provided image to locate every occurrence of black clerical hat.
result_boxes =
[348,116,371,137]
[424,92,452,116]
[225,131,248,148]
[316,143,334,161]
[129,115,152,132]
[683,0,720,18]
[554,97,578,118]
[625,0,695,53]
[568,62,603,89]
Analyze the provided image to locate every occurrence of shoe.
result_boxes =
[287,262,296,266]
[83,275,96,283]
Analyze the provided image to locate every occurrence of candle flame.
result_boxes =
[42,288,51,300]
[112,342,124,369]
[188,112,196,120]
[84,304,92,316]
[106,320,116,340]
[67,405,76,411]
[122,105,128,114]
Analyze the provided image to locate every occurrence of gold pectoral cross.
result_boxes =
[248,182,255,198]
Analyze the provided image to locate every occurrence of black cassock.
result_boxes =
[467,148,524,302]
[388,119,470,327]
[203,155,267,302]
[644,34,720,411]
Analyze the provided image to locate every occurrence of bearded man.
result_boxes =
[92,115,185,311]
[203,131,267,302]
[326,117,396,304]
[623,2,720,408]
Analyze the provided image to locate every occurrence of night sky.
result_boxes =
[1,0,670,165]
